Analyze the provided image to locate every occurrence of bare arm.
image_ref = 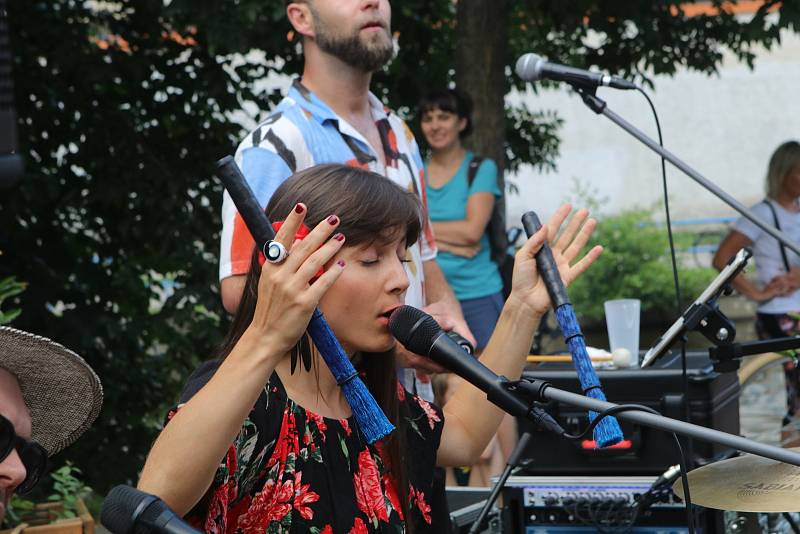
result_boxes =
[221,275,246,314]
[138,206,345,515]
[436,205,603,466]
[436,241,480,258]
[137,333,283,515]
[712,230,783,302]
[431,192,495,246]
[422,259,476,347]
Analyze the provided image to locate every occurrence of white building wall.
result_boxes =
[507,29,800,226]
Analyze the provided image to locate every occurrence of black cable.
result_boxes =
[561,403,695,533]
[635,84,695,508]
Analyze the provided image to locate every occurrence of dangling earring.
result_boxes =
[300,333,312,372]
[290,334,313,374]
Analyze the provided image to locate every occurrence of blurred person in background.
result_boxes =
[418,88,515,487]
[713,140,800,425]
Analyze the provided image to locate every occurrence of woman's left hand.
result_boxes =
[507,204,603,316]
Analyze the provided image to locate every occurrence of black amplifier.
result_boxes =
[500,475,720,533]
[518,352,740,475]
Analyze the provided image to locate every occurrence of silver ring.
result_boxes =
[263,240,289,264]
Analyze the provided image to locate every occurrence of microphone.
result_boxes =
[389,305,565,436]
[515,53,636,90]
[101,485,201,534]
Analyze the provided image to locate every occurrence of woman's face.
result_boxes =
[420,108,466,152]
[783,164,800,199]
[318,235,410,355]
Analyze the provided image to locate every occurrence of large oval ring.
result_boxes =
[263,240,289,264]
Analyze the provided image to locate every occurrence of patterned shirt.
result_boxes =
[219,80,437,309]
[172,361,445,533]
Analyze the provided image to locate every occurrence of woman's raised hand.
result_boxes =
[508,204,603,316]
[247,203,347,355]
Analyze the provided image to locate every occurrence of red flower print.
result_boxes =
[383,473,403,520]
[349,517,369,534]
[237,477,294,533]
[225,494,251,530]
[416,396,441,430]
[266,407,300,470]
[306,411,328,441]
[340,418,352,437]
[292,472,320,520]
[396,381,406,401]
[353,449,389,524]
[203,445,238,533]
[409,485,432,525]
[320,526,333,534]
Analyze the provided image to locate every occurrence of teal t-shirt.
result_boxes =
[426,152,503,300]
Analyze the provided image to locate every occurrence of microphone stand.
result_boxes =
[569,85,800,474]
[467,432,533,534]
[571,86,800,257]
[508,377,800,467]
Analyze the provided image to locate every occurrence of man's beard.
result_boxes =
[313,17,394,72]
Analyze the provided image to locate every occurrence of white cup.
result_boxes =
[604,299,641,366]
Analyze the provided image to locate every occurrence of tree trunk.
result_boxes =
[455,0,508,179]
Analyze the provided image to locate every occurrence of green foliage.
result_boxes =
[47,462,93,518]
[2,462,92,528]
[2,0,798,500]
[2,0,234,491]
[569,209,717,322]
[0,275,26,324]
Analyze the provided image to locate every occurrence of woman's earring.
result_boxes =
[290,345,300,374]
[300,334,312,373]
[290,335,313,374]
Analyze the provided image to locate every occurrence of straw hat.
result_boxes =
[0,326,103,456]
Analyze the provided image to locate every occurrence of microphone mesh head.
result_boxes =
[515,53,544,81]
[388,305,442,356]
[101,485,150,534]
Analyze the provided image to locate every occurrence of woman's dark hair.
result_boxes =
[218,163,422,529]
[418,88,473,138]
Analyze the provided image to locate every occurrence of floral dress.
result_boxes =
[168,360,445,533]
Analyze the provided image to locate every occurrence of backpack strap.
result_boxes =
[466,155,484,188]
[762,199,792,273]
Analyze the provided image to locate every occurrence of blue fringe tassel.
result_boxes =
[555,305,623,448]
[306,309,395,444]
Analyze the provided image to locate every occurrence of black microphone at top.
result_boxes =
[389,305,564,436]
[101,485,201,534]
[515,53,636,90]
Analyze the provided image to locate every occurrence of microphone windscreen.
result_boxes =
[515,53,544,81]
[388,306,441,356]
[101,485,150,534]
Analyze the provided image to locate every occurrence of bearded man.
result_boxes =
[219,0,474,390]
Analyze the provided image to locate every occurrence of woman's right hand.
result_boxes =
[247,203,347,355]
[762,274,796,300]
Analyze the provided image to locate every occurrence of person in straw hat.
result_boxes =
[0,326,103,523]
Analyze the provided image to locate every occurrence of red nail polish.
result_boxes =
[333,233,344,242]
[327,215,339,225]
[294,203,304,214]
[337,260,346,267]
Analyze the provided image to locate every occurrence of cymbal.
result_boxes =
[673,448,800,512]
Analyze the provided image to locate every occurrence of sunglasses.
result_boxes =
[0,414,48,495]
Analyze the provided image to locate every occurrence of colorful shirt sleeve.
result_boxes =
[406,126,438,262]
[219,128,300,281]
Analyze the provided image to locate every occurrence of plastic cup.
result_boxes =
[604,299,641,366]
